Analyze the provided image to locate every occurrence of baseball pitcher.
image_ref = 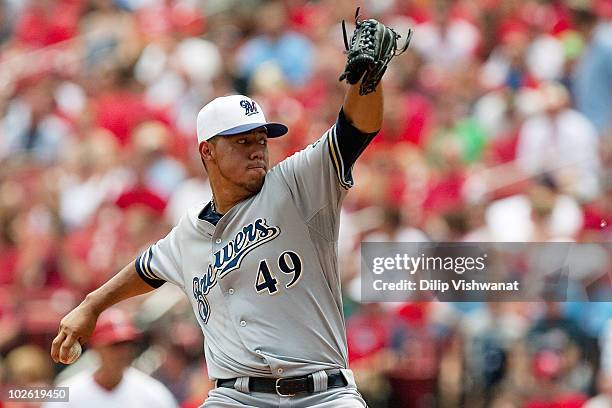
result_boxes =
[51,9,411,408]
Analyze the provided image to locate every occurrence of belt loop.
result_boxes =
[311,370,328,393]
[234,377,250,393]
[339,369,356,387]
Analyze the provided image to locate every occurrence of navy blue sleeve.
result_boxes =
[135,248,166,289]
[328,108,379,189]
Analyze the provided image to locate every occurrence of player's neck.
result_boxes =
[212,196,250,214]
[93,367,124,391]
[207,166,261,213]
[210,186,253,214]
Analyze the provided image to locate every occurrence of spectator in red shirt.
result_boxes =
[93,67,152,147]
[13,0,82,48]
[346,303,394,408]
[523,350,588,408]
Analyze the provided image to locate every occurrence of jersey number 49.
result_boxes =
[255,251,302,295]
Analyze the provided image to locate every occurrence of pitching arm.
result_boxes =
[50,260,155,363]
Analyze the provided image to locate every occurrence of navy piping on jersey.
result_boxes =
[328,108,379,190]
[198,201,222,225]
[135,248,166,288]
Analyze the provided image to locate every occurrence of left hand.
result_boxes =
[338,8,412,95]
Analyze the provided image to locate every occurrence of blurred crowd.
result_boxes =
[0,0,611,407]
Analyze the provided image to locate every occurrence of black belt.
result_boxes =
[217,370,347,396]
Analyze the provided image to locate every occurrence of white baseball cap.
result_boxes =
[196,95,288,143]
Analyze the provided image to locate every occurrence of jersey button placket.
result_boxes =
[215,238,222,244]
[228,288,235,295]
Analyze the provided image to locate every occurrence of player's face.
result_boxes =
[211,128,269,194]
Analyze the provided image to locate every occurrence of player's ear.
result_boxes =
[199,140,215,163]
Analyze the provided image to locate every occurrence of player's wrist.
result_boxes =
[82,292,106,317]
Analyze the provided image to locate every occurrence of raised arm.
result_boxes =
[338,8,411,133]
[50,260,155,363]
[342,81,383,133]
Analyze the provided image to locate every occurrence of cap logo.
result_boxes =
[240,99,258,116]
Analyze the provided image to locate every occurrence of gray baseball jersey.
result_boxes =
[135,111,376,381]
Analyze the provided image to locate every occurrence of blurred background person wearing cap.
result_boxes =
[44,309,177,408]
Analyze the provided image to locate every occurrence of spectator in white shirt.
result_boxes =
[46,309,177,408]
[516,82,601,199]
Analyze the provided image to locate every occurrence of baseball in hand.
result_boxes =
[61,342,82,364]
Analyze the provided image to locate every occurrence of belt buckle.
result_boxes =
[275,378,295,397]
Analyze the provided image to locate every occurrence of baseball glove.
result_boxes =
[338,8,412,95]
